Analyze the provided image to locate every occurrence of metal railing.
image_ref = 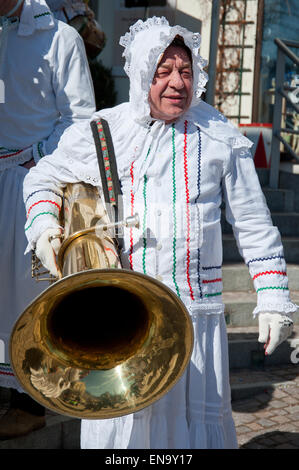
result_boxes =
[270,38,299,189]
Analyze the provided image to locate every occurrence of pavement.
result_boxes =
[231,363,299,449]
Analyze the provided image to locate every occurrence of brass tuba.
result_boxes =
[10,182,194,419]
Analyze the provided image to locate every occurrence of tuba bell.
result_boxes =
[10,182,194,419]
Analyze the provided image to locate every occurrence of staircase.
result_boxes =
[223,167,299,400]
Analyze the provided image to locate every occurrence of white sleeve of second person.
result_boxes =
[38,24,96,158]
[23,120,100,254]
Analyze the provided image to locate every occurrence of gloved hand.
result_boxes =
[35,228,63,278]
[258,312,294,355]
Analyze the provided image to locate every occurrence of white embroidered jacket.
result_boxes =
[0,0,95,170]
[23,101,298,318]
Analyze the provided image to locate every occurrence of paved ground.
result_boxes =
[1,363,299,449]
[231,363,299,449]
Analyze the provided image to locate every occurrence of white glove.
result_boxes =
[258,312,294,355]
[35,228,63,278]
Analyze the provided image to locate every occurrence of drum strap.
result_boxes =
[90,118,124,251]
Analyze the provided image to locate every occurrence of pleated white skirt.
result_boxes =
[0,166,44,391]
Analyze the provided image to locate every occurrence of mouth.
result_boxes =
[163,95,186,104]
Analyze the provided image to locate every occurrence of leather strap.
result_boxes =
[90,118,124,250]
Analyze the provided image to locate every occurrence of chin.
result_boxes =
[164,109,185,122]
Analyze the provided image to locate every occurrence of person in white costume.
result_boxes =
[23,17,297,449]
[0,0,95,438]
[45,0,86,23]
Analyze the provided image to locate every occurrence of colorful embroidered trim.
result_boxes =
[141,146,151,274]
[171,124,180,298]
[252,271,287,281]
[0,149,24,159]
[129,161,135,270]
[25,189,63,205]
[0,364,14,376]
[37,141,44,159]
[96,121,116,204]
[183,121,194,301]
[247,255,284,266]
[142,174,148,274]
[195,127,202,298]
[34,12,51,19]
[25,212,59,231]
[0,146,19,152]
[204,292,222,298]
[256,286,289,293]
[202,266,222,270]
[27,200,61,218]
[203,278,222,284]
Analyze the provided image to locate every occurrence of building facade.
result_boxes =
[92,0,298,129]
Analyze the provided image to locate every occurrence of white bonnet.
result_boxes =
[119,16,209,125]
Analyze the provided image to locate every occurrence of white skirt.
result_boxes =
[81,312,238,449]
[0,166,44,391]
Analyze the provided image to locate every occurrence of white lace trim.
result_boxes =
[0,147,33,171]
[120,17,203,75]
[119,16,209,125]
[188,302,225,318]
[253,302,298,317]
[119,16,170,63]
[64,153,101,186]
[0,139,46,172]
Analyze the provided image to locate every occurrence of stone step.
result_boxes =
[262,188,295,212]
[222,263,299,292]
[256,168,299,212]
[0,409,80,449]
[222,212,299,237]
[256,168,270,187]
[227,325,299,370]
[229,363,299,402]
[279,168,299,191]
[222,234,299,264]
[279,170,299,213]
[223,291,299,327]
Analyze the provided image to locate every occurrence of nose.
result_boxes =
[169,71,184,89]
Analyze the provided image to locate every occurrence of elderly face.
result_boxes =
[0,0,23,16]
[149,45,193,124]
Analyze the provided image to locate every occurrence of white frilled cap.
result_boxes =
[119,16,209,126]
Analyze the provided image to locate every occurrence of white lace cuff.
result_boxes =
[247,252,299,317]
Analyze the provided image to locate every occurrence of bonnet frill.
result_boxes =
[119,16,209,126]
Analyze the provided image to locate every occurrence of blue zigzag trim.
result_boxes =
[202,265,222,270]
[195,127,203,299]
[25,189,63,205]
[247,255,284,266]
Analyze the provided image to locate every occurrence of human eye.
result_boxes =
[156,68,169,78]
[181,69,192,77]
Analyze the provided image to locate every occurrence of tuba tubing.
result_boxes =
[10,182,194,419]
